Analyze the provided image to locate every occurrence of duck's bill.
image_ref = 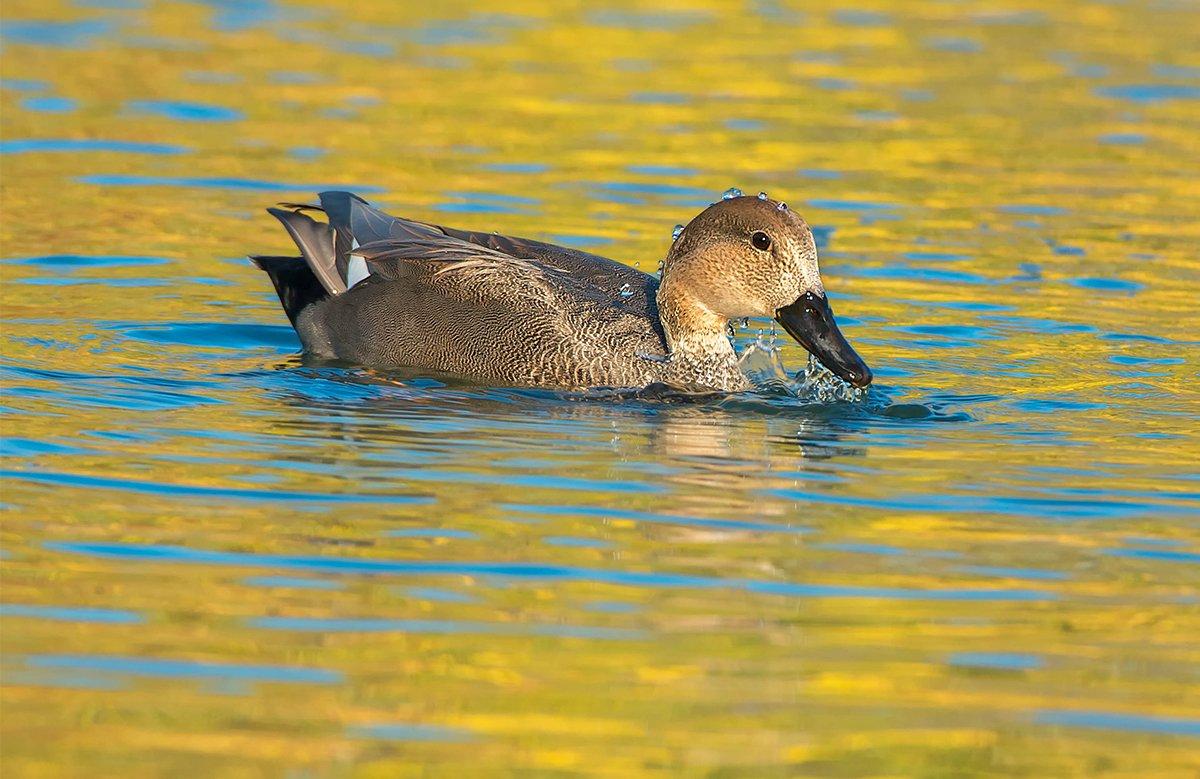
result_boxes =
[775,292,873,388]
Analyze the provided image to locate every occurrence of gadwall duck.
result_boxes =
[251,190,872,392]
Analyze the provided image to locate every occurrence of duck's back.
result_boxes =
[260,192,670,388]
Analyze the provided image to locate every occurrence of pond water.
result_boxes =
[2,0,1199,775]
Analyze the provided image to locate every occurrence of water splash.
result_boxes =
[737,337,792,391]
[791,354,871,404]
[721,187,743,200]
[739,343,871,405]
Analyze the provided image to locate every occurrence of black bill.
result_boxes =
[775,291,873,388]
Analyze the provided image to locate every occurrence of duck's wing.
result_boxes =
[350,236,657,336]
[436,227,654,312]
[351,236,620,314]
[314,191,659,320]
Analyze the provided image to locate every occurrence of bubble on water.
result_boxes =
[758,191,768,200]
[722,187,743,200]
[672,224,684,240]
[618,283,633,298]
[777,201,788,211]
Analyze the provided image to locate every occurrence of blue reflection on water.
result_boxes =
[387,528,478,539]
[121,322,298,351]
[1,19,113,48]
[926,37,982,53]
[0,79,50,92]
[126,99,244,121]
[807,198,899,211]
[1095,84,1200,103]
[833,9,890,27]
[482,162,550,173]
[25,654,341,684]
[543,535,613,549]
[1035,709,1200,737]
[0,139,187,155]
[1103,548,1200,564]
[949,652,1044,670]
[998,204,1068,216]
[349,723,474,742]
[546,234,613,249]
[1069,277,1142,293]
[5,254,170,269]
[1,604,144,624]
[1098,133,1147,146]
[47,541,1059,602]
[20,96,78,113]
[5,469,433,506]
[405,587,477,604]
[78,175,384,192]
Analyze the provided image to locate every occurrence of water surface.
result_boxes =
[2,0,1199,775]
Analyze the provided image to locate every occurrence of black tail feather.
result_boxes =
[250,255,329,326]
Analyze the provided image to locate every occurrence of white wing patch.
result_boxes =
[346,237,370,288]
[347,255,370,288]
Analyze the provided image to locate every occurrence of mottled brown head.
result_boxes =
[661,195,872,387]
[665,195,821,316]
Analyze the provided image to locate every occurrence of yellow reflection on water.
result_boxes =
[2,0,1199,776]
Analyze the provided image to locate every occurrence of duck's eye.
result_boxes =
[751,231,772,251]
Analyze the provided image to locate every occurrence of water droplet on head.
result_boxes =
[777,201,788,211]
[758,191,768,200]
[672,224,684,240]
[741,317,750,328]
[618,283,633,298]
[722,187,743,200]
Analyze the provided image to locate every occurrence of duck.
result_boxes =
[250,190,872,392]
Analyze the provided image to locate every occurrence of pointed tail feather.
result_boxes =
[267,206,345,294]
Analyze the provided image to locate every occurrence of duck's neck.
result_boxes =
[656,274,735,359]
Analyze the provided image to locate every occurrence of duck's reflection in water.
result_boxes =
[264,364,868,534]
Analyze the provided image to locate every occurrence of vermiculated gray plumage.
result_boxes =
[251,190,871,392]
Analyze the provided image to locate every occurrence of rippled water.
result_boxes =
[3,0,1199,775]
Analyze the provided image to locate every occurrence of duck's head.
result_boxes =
[661,195,873,388]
